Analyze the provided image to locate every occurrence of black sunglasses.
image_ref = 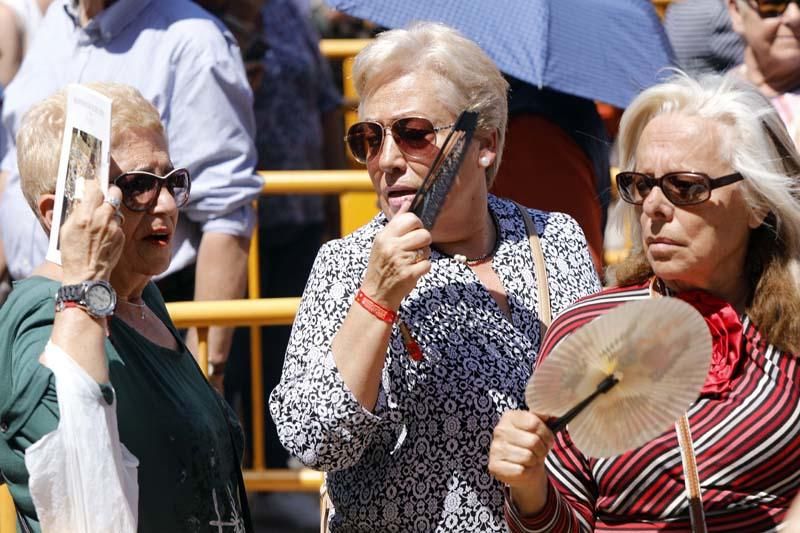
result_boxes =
[344,117,454,164]
[113,168,191,212]
[616,171,744,206]
[747,0,800,17]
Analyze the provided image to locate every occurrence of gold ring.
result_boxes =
[413,248,425,263]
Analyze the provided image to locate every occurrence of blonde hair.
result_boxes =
[612,73,800,352]
[351,22,509,186]
[16,82,165,216]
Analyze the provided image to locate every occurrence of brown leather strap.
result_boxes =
[320,481,333,532]
[676,415,707,533]
[513,202,552,329]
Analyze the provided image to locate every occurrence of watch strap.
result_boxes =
[57,283,86,305]
[55,281,116,318]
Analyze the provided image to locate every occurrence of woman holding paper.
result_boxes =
[0,83,251,532]
[489,74,800,531]
[269,22,599,531]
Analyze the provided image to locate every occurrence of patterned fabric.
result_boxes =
[505,284,800,532]
[254,0,341,229]
[270,195,600,532]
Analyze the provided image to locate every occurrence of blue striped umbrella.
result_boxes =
[326,0,675,108]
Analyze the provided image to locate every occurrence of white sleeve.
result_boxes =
[24,342,139,533]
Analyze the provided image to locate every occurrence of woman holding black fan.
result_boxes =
[269,21,599,532]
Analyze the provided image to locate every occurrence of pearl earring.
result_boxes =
[479,156,490,167]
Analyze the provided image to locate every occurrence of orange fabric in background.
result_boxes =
[491,114,604,273]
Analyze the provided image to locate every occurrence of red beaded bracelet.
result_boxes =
[355,289,397,324]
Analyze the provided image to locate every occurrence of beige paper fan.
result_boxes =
[526,297,712,458]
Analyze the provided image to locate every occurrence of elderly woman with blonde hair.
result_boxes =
[0,83,251,532]
[269,22,600,532]
[490,73,800,531]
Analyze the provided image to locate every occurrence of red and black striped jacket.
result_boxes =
[506,283,800,532]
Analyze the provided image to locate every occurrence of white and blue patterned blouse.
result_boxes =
[270,195,601,532]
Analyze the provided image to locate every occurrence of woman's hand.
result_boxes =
[489,410,555,515]
[361,201,432,310]
[59,180,125,285]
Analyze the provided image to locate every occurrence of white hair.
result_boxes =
[351,21,509,185]
[615,72,800,259]
[611,72,800,352]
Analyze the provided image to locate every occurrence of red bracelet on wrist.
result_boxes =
[56,302,110,336]
[355,289,397,324]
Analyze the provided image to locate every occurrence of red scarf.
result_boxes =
[675,290,744,399]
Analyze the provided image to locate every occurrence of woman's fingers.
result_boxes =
[399,227,433,250]
[60,180,126,282]
[386,210,424,237]
[494,411,552,460]
[361,199,432,308]
[489,410,554,487]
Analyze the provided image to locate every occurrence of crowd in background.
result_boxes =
[1,0,800,531]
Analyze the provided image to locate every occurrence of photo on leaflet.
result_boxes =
[56,127,103,250]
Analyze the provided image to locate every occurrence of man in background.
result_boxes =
[0,0,261,365]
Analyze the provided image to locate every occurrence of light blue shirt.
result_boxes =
[0,0,260,279]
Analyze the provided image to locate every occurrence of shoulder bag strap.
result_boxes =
[16,505,33,533]
[320,480,333,533]
[513,202,552,329]
[676,414,707,533]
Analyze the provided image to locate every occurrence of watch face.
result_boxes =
[86,283,115,313]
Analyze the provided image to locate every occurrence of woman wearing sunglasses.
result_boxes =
[728,0,800,145]
[0,83,252,532]
[490,74,800,531]
[269,22,599,532]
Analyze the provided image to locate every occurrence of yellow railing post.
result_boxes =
[319,39,370,60]
[202,170,373,493]
[167,298,320,493]
[197,327,209,378]
[0,485,14,533]
[247,200,266,471]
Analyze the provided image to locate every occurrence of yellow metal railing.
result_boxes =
[0,488,12,533]
[166,297,329,491]
[168,172,373,489]
[320,39,370,60]
[192,170,375,488]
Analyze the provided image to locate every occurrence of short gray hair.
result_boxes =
[352,22,508,186]
[17,82,165,215]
